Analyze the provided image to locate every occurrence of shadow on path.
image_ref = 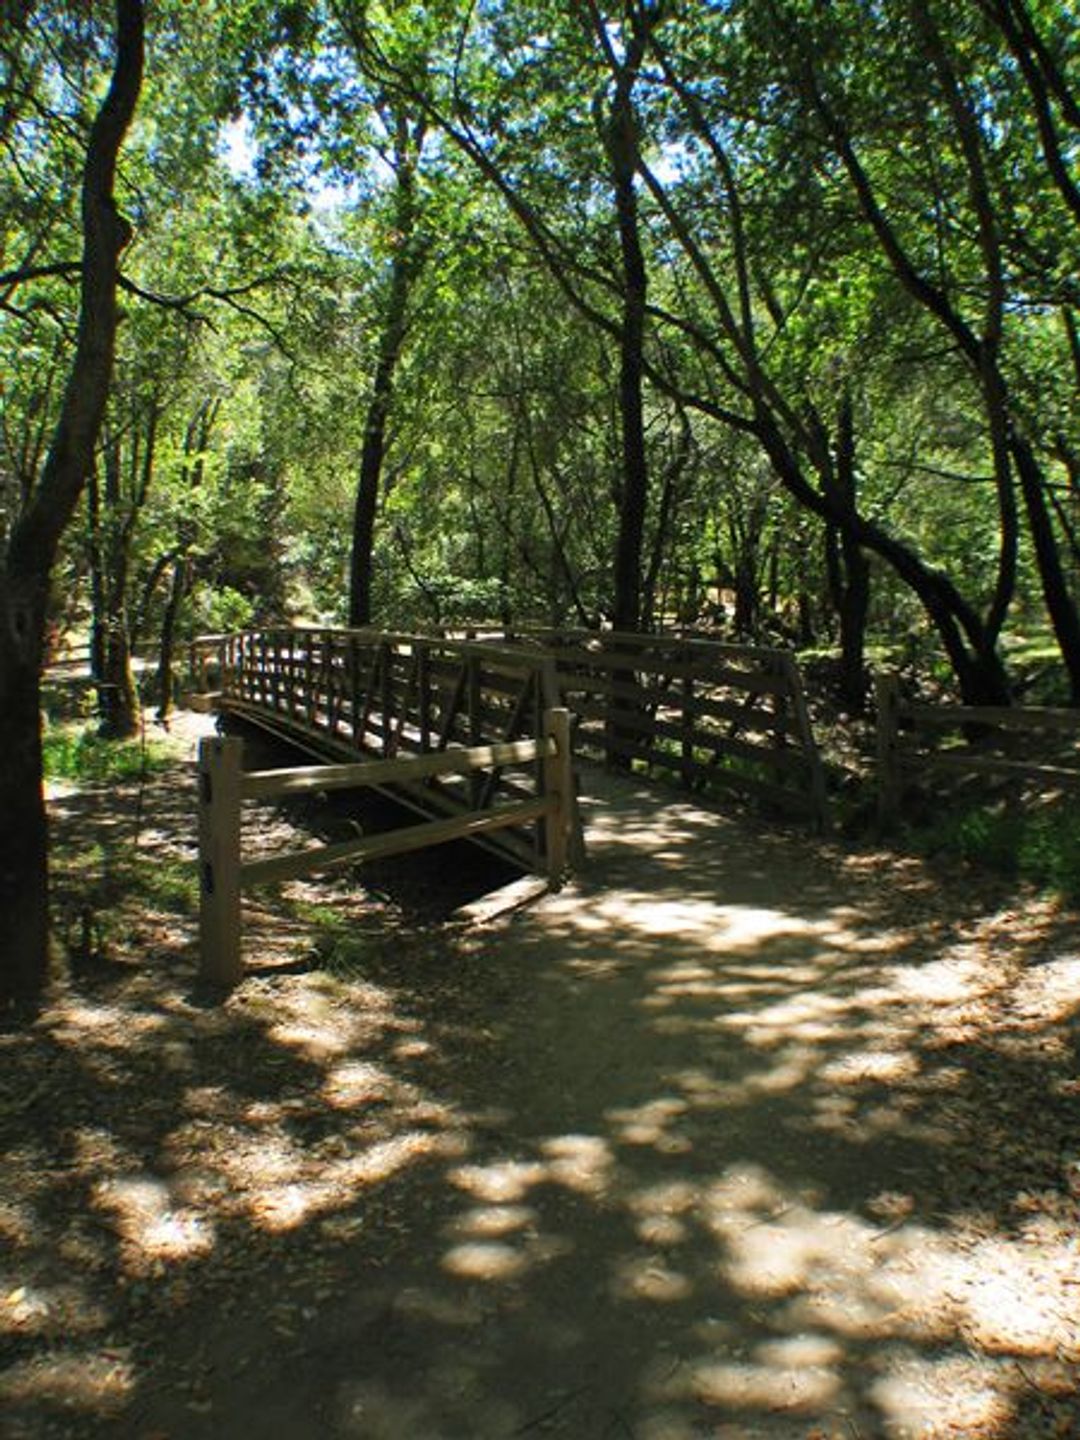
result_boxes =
[3,762,1079,1438]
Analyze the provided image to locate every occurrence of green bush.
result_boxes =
[915,801,1080,902]
[42,726,173,784]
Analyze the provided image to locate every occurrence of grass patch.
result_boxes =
[43,723,174,784]
[913,799,1080,902]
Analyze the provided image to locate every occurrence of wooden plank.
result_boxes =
[240,797,551,889]
[897,752,1080,784]
[243,735,551,800]
[901,701,1080,734]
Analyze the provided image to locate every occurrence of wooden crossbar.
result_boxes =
[242,736,551,802]
[240,798,550,889]
[197,707,575,989]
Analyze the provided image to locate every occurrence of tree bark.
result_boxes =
[606,41,650,634]
[348,112,424,627]
[0,0,144,1011]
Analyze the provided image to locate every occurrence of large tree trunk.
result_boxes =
[348,112,423,628]
[608,64,650,635]
[0,0,144,1011]
[829,395,871,712]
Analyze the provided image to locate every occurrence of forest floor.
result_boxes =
[2,707,1080,1439]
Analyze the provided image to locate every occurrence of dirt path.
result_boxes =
[3,722,1080,1438]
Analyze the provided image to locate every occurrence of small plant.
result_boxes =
[912,799,1080,902]
[42,723,174,784]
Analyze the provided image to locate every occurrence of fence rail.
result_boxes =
[875,672,1080,827]
[198,708,574,987]
[191,627,567,868]
[504,627,827,828]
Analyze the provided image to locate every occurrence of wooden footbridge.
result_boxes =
[191,626,827,987]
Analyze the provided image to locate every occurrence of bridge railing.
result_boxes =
[191,627,568,867]
[198,708,574,988]
[875,671,1080,829]
[483,627,827,829]
[193,625,828,829]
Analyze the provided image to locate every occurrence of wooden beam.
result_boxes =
[240,797,550,888]
[198,735,244,988]
[242,735,552,801]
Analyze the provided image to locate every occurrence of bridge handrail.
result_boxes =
[197,708,573,989]
[875,671,1080,827]
[242,735,552,802]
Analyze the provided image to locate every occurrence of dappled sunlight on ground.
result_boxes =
[3,754,1079,1437]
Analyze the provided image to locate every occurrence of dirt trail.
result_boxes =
[3,726,1080,1438]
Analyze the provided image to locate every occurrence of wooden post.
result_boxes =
[780,654,829,833]
[681,671,695,790]
[544,706,572,889]
[269,632,282,714]
[198,735,244,989]
[350,635,360,746]
[467,654,482,806]
[417,643,431,752]
[380,641,394,756]
[876,669,902,832]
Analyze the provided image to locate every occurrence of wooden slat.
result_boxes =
[242,735,551,801]
[897,752,1080,784]
[240,797,551,889]
[902,701,1080,734]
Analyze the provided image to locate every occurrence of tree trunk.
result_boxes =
[155,555,189,724]
[0,0,143,1011]
[93,436,139,738]
[349,112,423,628]
[608,68,650,634]
[832,394,871,712]
[1012,432,1080,701]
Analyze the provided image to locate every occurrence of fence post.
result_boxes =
[198,735,244,989]
[681,671,695,790]
[544,707,572,889]
[876,670,902,832]
[780,654,829,833]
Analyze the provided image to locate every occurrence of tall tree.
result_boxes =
[0,0,145,1009]
[348,102,427,627]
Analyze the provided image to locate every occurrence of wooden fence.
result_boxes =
[504,628,828,829]
[191,627,567,869]
[193,625,829,830]
[875,671,1080,827]
[198,708,574,986]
